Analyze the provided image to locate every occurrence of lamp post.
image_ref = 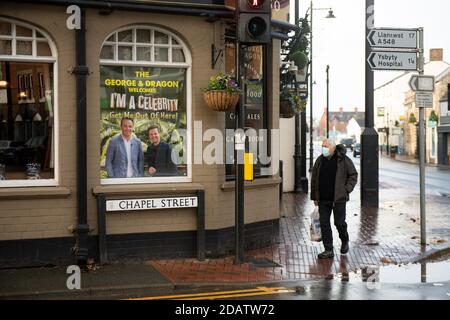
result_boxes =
[308,1,336,171]
[294,0,308,193]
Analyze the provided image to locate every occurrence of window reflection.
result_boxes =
[0,62,54,180]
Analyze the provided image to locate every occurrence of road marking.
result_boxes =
[182,288,294,300]
[127,286,294,300]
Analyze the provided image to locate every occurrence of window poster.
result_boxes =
[100,65,187,180]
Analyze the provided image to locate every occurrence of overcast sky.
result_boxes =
[289,0,450,120]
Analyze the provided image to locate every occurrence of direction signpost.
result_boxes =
[415,93,433,108]
[409,75,435,92]
[367,28,417,49]
[368,51,417,71]
[367,24,428,246]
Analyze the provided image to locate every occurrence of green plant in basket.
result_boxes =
[204,72,242,93]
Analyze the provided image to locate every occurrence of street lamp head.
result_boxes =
[325,10,336,18]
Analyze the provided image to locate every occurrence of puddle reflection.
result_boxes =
[336,261,450,284]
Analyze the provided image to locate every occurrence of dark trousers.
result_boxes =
[318,201,349,251]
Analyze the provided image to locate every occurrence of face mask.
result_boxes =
[322,147,330,157]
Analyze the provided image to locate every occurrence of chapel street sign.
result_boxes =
[367,28,418,49]
[409,75,435,92]
[368,51,417,71]
[106,196,198,212]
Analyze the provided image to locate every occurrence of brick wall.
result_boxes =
[0,4,281,249]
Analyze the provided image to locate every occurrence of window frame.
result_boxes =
[0,17,59,188]
[99,25,192,185]
[224,43,271,181]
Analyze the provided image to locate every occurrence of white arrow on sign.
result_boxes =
[409,75,435,92]
[415,93,433,108]
[367,28,418,49]
[368,51,417,71]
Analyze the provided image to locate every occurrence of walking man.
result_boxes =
[311,139,358,259]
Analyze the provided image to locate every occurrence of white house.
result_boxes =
[375,49,449,158]
[347,117,364,144]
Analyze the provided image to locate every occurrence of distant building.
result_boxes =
[375,49,449,161]
[347,116,365,143]
[318,107,364,142]
[437,80,450,165]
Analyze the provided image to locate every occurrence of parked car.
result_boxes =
[340,138,355,150]
[353,143,361,157]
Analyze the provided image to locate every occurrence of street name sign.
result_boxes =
[106,197,198,212]
[367,29,418,49]
[368,51,417,71]
[409,75,435,92]
[415,93,433,108]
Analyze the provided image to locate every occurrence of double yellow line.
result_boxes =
[128,286,294,300]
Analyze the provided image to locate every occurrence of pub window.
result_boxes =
[38,72,45,101]
[0,17,57,185]
[99,26,192,184]
[224,43,270,180]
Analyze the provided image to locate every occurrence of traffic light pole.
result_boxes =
[234,0,271,265]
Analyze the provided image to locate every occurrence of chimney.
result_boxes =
[430,48,443,61]
[339,107,343,112]
[354,107,358,112]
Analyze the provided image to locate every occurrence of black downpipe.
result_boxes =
[74,8,89,265]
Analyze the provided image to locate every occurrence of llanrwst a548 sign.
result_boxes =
[367,29,417,49]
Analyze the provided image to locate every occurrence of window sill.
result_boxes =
[220,177,282,192]
[0,186,71,199]
[93,183,205,196]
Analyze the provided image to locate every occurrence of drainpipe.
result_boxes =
[73,7,89,266]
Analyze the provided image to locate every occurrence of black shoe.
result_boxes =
[318,250,334,259]
[341,242,349,254]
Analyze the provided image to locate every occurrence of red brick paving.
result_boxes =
[148,188,450,284]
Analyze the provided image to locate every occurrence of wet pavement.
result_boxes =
[148,154,450,285]
[122,260,450,300]
[1,153,449,299]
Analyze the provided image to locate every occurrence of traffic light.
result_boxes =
[237,0,272,44]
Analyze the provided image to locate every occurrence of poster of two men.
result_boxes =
[105,118,178,178]
[99,65,187,180]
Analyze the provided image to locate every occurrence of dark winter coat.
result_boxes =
[311,144,358,203]
[145,141,178,176]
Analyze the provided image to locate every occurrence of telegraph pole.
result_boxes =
[361,0,379,207]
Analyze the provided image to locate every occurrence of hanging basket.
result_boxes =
[203,90,240,112]
[280,100,295,118]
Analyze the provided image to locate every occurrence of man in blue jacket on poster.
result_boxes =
[106,117,144,178]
